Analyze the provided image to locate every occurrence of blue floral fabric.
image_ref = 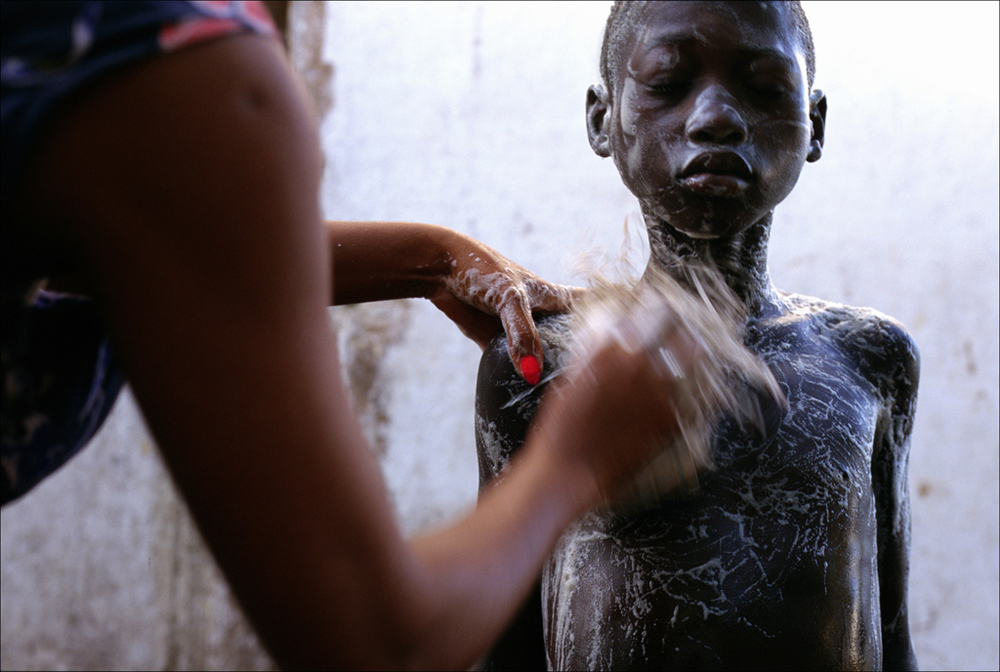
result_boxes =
[1,1,278,505]
[2,290,126,505]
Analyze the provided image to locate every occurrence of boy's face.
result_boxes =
[590,1,825,239]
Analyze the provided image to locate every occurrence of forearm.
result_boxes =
[326,219,580,367]
[882,627,917,671]
[878,509,917,671]
[875,422,918,670]
[327,220,462,305]
[404,437,594,670]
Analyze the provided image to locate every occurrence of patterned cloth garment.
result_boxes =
[1,1,279,505]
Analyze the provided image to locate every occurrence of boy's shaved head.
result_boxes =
[587,0,828,241]
[600,1,816,96]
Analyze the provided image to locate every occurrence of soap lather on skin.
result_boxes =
[550,262,785,509]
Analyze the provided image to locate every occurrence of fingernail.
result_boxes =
[520,355,541,386]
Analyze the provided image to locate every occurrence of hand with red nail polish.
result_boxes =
[328,221,579,383]
[414,226,581,383]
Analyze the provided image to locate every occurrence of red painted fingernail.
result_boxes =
[521,355,541,386]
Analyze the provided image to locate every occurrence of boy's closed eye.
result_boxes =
[640,62,695,98]
[650,79,692,97]
[745,59,801,98]
[744,79,790,98]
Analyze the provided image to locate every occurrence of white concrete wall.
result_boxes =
[2,2,997,669]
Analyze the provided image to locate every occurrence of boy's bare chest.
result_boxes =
[540,326,886,668]
[581,340,882,570]
[607,322,884,554]
[736,316,882,477]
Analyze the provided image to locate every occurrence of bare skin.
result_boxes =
[327,219,578,380]
[33,218,569,382]
[9,33,699,669]
[475,3,918,670]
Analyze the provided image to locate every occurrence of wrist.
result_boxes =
[418,225,472,296]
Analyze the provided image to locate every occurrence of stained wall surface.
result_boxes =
[2,2,997,670]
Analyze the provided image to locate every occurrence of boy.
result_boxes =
[475,2,919,669]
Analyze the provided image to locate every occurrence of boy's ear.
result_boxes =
[587,84,612,158]
[807,89,827,163]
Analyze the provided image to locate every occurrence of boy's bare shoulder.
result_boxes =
[777,291,920,399]
[477,313,573,388]
[475,315,573,484]
[778,291,917,355]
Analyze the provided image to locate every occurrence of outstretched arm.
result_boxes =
[472,332,556,670]
[19,33,685,670]
[327,220,578,383]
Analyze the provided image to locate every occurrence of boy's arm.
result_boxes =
[472,333,551,669]
[868,320,921,671]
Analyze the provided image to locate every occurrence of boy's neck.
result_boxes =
[642,211,781,319]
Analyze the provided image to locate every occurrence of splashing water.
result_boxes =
[557,260,786,511]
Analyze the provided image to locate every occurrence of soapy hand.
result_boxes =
[430,239,581,385]
[527,311,705,505]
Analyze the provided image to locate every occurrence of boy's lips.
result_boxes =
[678,151,753,196]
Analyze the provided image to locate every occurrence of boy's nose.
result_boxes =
[685,84,747,146]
